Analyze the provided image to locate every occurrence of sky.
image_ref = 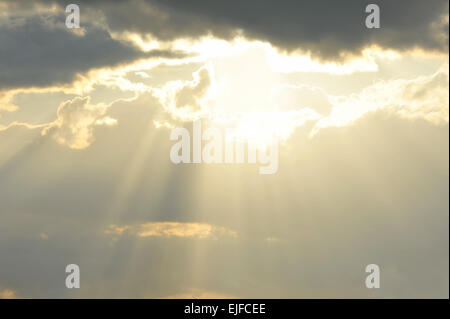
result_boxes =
[0,0,448,298]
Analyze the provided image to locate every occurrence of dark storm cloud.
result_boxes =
[1,0,447,90]
[42,0,449,59]
[0,14,187,90]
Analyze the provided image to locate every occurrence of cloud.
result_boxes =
[106,222,237,240]
[0,289,18,299]
[174,68,211,111]
[32,0,449,60]
[272,84,332,115]
[153,66,213,119]
[312,63,449,134]
[0,2,447,298]
[0,121,46,132]
[39,232,49,239]
[0,90,18,115]
[0,86,447,298]
[0,13,187,90]
[42,96,117,149]
[265,237,282,244]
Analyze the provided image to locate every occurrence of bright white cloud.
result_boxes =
[42,96,117,149]
[152,65,215,120]
[312,63,449,135]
